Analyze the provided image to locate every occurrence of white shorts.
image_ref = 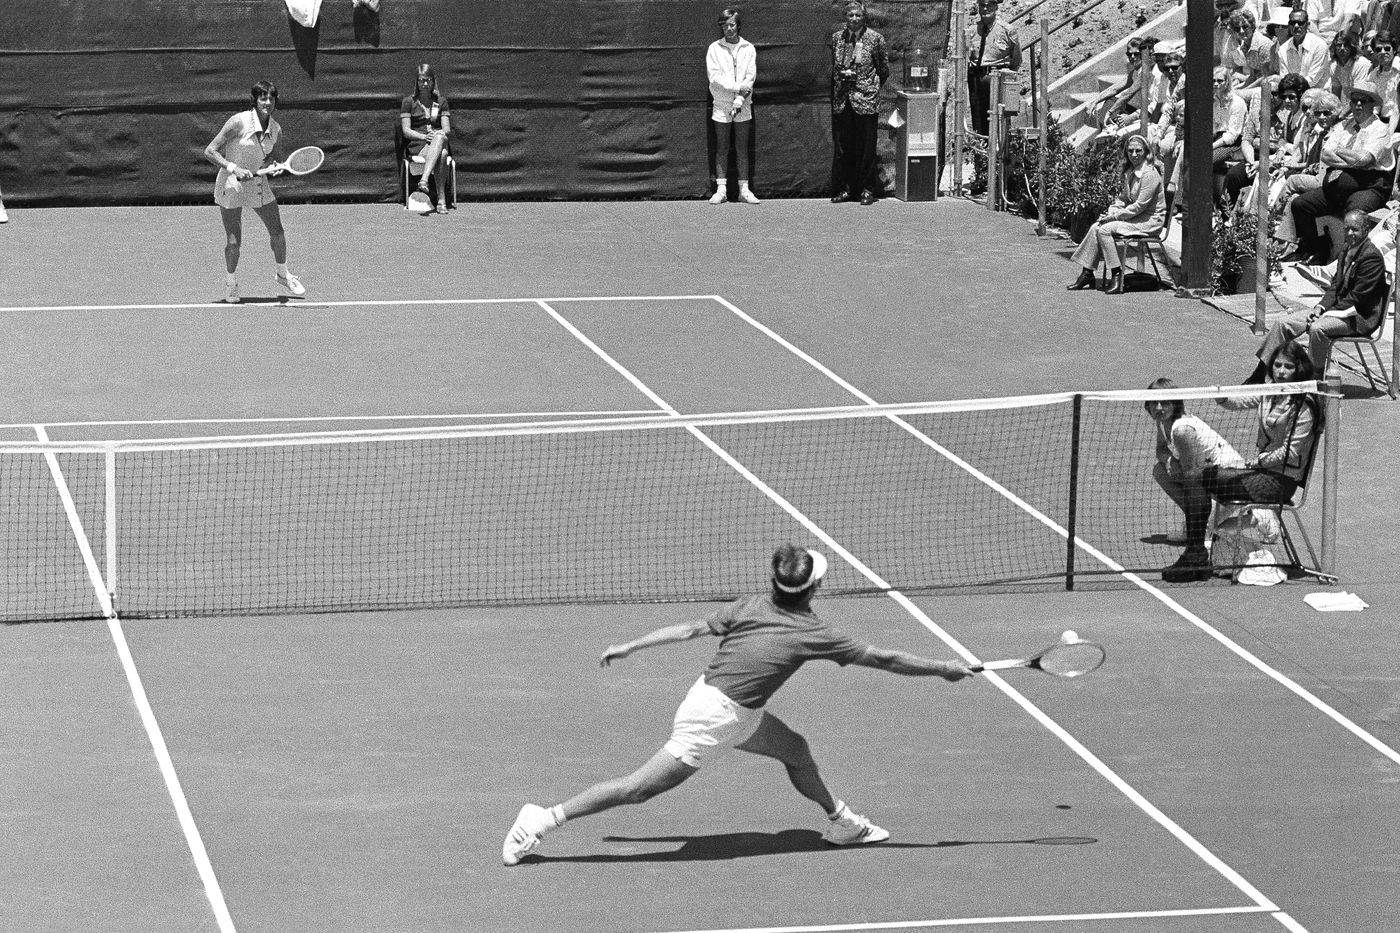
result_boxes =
[663,676,763,769]
[214,171,276,210]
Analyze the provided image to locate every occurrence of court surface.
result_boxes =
[1,199,1397,933]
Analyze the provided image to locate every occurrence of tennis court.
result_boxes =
[2,199,1398,933]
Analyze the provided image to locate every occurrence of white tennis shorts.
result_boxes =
[663,676,763,768]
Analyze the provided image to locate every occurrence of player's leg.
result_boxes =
[737,711,888,845]
[253,201,305,296]
[219,206,243,302]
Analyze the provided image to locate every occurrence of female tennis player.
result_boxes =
[203,80,305,303]
[503,544,972,865]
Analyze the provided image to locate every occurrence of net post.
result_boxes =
[105,446,117,608]
[1321,375,1341,577]
[1065,393,1083,590]
[988,70,1002,211]
[950,3,967,196]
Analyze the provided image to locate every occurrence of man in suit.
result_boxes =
[1248,208,1390,381]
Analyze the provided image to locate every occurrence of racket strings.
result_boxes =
[285,146,324,173]
[1037,642,1105,677]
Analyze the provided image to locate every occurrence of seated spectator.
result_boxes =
[1155,95,1186,217]
[1361,31,1400,128]
[1286,78,1393,263]
[400,63,451,214]
[1272,90,1342,246]
[1251,208,1388,378]
[1225,74,1305,207]
[1275,9,1331,88]
[1145,378,1246,546]
[1162,343,1319,583]
[1319,0,1369,39]
[1328,30,1366,100]
[1223,9,1274,86]
[1091,40,1144,128]
[1212,66,1249,205]
[1066,134,1166,294]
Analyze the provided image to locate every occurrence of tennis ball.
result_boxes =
[1061,630,1079,644]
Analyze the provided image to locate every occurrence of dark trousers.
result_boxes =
[1291,170,1388,260]
[1182,465,1297,548]
[713,119,752,180]
[832,105,879,197]
[968,66,992,136]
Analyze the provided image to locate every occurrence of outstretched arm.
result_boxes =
[601,618,713,666]
[851,646,972,680]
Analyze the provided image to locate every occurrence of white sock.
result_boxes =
[827,801,847,820]
[715,178,726,189]
[276,263,290,278]
[546,805,566,828]
[226,272,237,286]
[739,180,751,190]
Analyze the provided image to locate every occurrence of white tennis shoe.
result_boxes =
[276,272,306,296]
[708,189,728,204]
[224,280,239,304]
[502,803,552,865]
[822,802,889,845]
[737,186,760,204]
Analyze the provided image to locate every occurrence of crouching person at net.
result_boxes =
[502,544,972,865]
[1066,135,1166,294]
[1161,344,1319,583]
[1144,378,1246,546]
[1247,208,1388,382]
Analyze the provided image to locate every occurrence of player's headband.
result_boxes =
[774,549,828,593]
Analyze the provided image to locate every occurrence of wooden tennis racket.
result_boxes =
[971,631,1105,678]
[257,146,325,176]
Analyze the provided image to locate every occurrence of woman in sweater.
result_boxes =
[1066,134,1166,294]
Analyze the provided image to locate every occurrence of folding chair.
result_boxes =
[1112,230,1170,290]
[1326,327,1395,398]
[395,126,457,210]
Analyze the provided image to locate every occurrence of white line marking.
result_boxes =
[537,303,1288,921]
[703,298,1311,924]
[32,426,237,933]
[0,294,717,314]
[1272,912,1311,932]
[711,293,1400,771]
[0,409,662,431]
[660,904,1272,932]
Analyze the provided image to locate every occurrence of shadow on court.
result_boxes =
[522,829,1096,864]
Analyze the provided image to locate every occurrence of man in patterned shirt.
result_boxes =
[502,544,972,865]
[830,2,890,205]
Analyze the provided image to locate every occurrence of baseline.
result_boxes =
[661,903,1274,932]
[0,294,718,315]
[534,301,1296,930]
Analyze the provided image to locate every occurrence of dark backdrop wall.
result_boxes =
[0,0,949,205]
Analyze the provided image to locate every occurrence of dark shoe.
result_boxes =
[859,190,876,206]
[1103,270,1124,294]
[1162,546,1213,583]
[831,191,854,203]
[1067,269,1097,290]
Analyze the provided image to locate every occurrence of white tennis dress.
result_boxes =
[213,110,281,209]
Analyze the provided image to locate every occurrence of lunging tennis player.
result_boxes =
[203,80,305,303]
[503,544,972,865]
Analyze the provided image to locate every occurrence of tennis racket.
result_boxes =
[971,631,1105,678]
[257,146,325,176]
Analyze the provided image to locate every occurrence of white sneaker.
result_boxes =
[224,280,239,304]
[502,803,552,865]
[822,802,890,846]
[708,189,728,204]
[276,272,306,296]
[737,187,760,204]
[0,203,8,223]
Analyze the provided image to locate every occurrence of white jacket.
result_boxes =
[707,38,757,122]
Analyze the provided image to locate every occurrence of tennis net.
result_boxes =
[0,381,1334,621]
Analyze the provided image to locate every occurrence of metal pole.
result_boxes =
[951,3,966,196]
[989,70,1002,210]
[1321,374,1341,576]
[1253,87,1270,335]
[1138,53,1150,140]
[1037,17,1049,236]
[1179,0,1215,293]
[1393,214,1399,396]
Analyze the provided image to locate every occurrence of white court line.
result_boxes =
[0,408,660,431]
[535,303,1286,927]
[0,294,717,314]
[33,426,237,933]
[660,904,1272,932]
[710,293,1400,771]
